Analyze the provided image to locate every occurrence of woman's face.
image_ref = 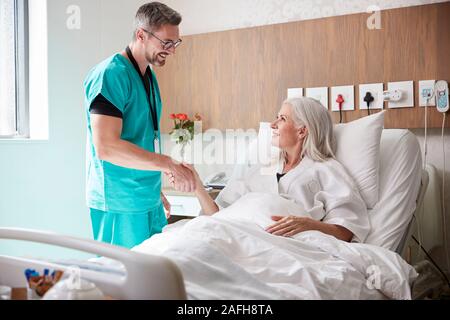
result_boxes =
[271,103,305,149]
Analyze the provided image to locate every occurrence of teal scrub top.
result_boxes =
[84,53,163,212]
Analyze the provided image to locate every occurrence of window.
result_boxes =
[0,0,28,138]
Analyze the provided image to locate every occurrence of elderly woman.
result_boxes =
[171,97,370,243]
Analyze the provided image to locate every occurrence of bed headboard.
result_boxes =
[398,164,445,262]
[396,168,429,257]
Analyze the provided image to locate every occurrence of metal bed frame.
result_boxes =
[0,228,187,299]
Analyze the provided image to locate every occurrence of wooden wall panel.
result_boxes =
[156,2,450,132]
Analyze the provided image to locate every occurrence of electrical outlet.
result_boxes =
[359,83,384,110]
[287,88,304,99]
[387,81,414,109]
[383,90,403,102]
[419,80,436,107]
[331,86,355,112]
[305,87,328,109]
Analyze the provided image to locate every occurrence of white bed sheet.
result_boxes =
[132,193,417,300]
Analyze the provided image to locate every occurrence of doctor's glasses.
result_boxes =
[142,29,182,51]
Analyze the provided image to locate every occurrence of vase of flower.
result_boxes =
[170,113,202,162]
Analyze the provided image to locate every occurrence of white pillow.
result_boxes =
[334,111,385,209]
[364,129,423,251]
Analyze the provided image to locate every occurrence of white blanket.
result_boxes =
[133,193,417,300]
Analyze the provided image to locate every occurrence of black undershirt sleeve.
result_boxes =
[89,94,123,119]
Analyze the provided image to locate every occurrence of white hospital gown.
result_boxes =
[215,156,370,243]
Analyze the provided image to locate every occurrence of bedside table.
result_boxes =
[162,188,221,223]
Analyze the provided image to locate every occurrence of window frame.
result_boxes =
[0,0,29,139]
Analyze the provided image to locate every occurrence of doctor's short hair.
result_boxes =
[284,97,337,162]
[133,2,182,39]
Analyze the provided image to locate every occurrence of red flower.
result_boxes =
[177,114,188,121]
[170,114,177,120]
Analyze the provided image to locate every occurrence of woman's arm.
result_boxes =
[194,183,220,216]
[265,216,353,242]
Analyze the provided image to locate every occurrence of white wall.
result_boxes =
[161,0,447,35]
[1,0,105,259]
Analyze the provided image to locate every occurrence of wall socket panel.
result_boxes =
[359,83,384,110]
[418,80,436,107]
[387,81,414,108]
[287,88,304,99]
[305,87,328,109]
[331,85,355,111]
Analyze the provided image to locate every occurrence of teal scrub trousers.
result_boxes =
[90,203,167,249]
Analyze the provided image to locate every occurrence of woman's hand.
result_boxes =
[168,164,203,193]
[265,216,315,237]
[167,164,219,216]
[161,192,171,219]
[165,161,196,193]
[183,164,203,190]
[266,215,354,242]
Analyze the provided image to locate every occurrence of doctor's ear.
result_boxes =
[135,29,146,42]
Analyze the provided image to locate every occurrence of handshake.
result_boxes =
[165,160,201,193]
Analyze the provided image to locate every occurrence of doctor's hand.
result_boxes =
[265,216,315,237]
[161,192,171,219]
[166,161,196,193]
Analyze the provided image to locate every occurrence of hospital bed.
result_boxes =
[0,129,433,299]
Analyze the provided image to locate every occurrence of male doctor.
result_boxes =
[83,2,195,248]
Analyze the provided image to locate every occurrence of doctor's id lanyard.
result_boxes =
[125,46,161,154]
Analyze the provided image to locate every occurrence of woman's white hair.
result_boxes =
[283,97,336,162]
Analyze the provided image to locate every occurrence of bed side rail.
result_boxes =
[0,228,186,300]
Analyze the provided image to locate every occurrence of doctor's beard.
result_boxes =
[147,51,167,67]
